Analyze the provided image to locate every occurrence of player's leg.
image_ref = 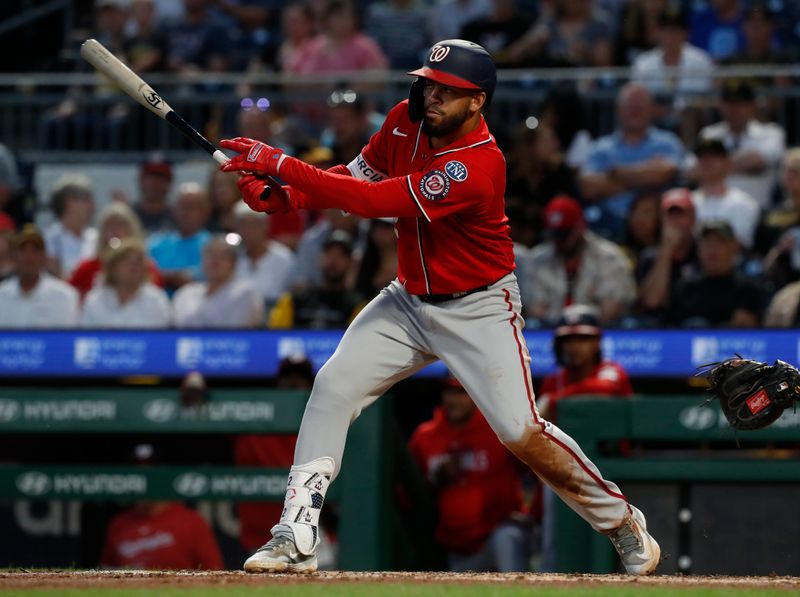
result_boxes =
[430,274,660,575]
[244,281,436,573]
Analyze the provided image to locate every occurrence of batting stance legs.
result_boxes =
[244,275,660,574]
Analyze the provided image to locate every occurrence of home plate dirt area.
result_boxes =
[2,570,800,592]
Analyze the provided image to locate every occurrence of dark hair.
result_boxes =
[50,178,92,218]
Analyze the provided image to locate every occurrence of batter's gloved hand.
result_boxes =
[220,137,285,176]
[238,174,295,214]
[697,356,800,430]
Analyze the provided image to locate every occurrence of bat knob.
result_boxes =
[260,185,272,201]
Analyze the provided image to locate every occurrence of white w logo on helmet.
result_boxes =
[429,45,450,63]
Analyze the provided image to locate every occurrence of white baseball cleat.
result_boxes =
[243,532,318,574]
[605,505,661,576]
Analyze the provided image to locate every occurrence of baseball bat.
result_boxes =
[80,38,273,199]
[80,38,229,165]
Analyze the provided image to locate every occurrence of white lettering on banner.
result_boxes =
[22,401,116,422]
[74,337,147,370]
[0,339,46,369]
[678,406,717,431]
[210,475,286,497]
[347,154,387,183]
[205,402,275,422]
[51,474,147,496]
[16,472,51,496]
[144,400,275,423]
[173,473,210,497]
[143,399,179,423]
[0,399,20,422]
[176,338,250,370]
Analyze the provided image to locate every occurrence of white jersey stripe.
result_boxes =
[416,219,431,294]
[406,175,431,222]
[433,135,493,157]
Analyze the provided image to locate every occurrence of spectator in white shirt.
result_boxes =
[696,79,786,208]
[43,174,98,279]
[0,225,79,328]
[80,239,171,328]
[233,201,295,311]
[631,7,714,107]
[691,138,760,249]
[173,235,264,328]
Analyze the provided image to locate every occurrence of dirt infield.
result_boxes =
[2,570,800,591]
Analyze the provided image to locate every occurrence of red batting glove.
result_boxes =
[220,137,285,176]
[238,174,295,214]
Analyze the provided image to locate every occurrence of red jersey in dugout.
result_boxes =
[539,361,633,418]
[351,101,515,295]
[101,502,224,570]
[409,407,524,553]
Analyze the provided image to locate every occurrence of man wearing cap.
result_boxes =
[695,79,785,208]
[667,220,761,327]
[637,188,702,317]
[579,83,684,241]
[0,225,79,328]
[134,153,175,234]
[691,137,760,249]
[222,40,660,576]
[526,195,636,325]
[269,230,364,329]
[631,7,714,102]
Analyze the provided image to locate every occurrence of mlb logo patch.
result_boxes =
[444,160,468,182]
[419,170,450,201]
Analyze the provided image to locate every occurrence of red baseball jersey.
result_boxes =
[101,503,223,570]
[281,100,515,295]
[409,407,524,554]
[540,361,633,419]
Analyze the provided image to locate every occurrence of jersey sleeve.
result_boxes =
[280,154,493,222]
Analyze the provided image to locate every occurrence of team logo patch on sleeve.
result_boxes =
[444,160,468,182]
[419,170,450,201]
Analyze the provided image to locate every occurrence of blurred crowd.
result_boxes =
[3,0,800,330]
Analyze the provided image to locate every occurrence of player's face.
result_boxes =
[111,250,146,289]
[561,335,600,369]
[13,242,46,278]
[421,80,482,138]
[442,387,476,425]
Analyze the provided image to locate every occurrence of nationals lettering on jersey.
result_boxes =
[359,101,514,295]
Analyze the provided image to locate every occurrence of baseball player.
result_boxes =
[220,39,660,575]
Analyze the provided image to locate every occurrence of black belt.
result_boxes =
[415,282,496,303]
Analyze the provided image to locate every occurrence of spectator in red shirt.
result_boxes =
[100,443,223,570]
[409,376,531,572]
[538,304,633,421]
[70,202,163,300]
[101,501,224,570]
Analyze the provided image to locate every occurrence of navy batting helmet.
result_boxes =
[407,39,497,122]
[553,305,603,367]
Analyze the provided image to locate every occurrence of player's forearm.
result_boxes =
[281,156,421,218]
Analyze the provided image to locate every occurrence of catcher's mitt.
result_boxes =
[699,357,800,430]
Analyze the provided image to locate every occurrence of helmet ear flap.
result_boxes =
[408,78,425,122]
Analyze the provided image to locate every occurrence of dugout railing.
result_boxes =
[0,387,411,571]
[555,396,800,576]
